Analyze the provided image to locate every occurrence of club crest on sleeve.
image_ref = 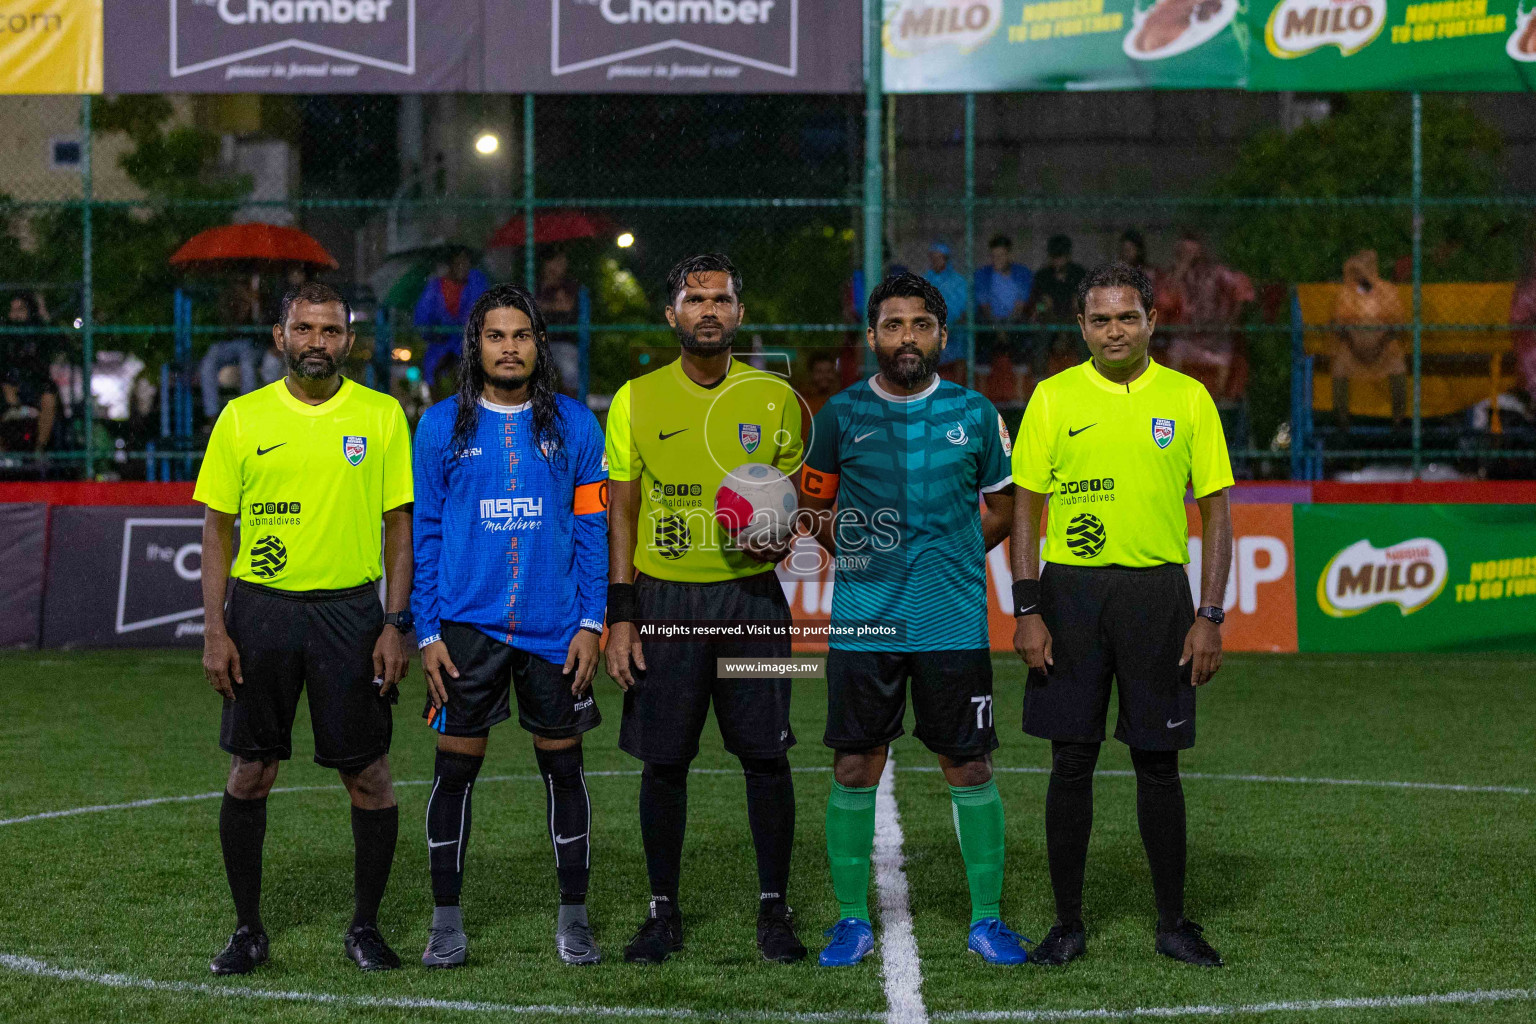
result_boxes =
[1151,418,1175,449]
[739,423,761,454]
[343,435,367,466]
[997,413,1013,456]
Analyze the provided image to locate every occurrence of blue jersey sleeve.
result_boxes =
[410,408,449,647]
[570,407,609,632]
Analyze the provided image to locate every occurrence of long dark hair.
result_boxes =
[449,284,565,465]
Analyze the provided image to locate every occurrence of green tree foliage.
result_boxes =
[26,97,247,362]
[1215,93,1517,284]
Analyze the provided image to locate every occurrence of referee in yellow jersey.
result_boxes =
[195,283,415,976]
[1009,263,1233,969]
[604,253,807,965]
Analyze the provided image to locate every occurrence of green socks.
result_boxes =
[826,781,879,922]
[950,781,1006,924]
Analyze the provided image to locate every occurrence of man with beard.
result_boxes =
[410,285,609,967]
[196,282,415,975]
[604,253,807,964]
[799,272,1025,967]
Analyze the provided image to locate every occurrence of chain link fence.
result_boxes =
[0,90,1531,480]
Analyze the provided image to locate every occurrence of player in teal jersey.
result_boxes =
[799,273,1028,966]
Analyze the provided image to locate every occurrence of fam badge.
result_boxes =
[343,435,368,466]
[739,423,762,454]
[1151,418,1175,450]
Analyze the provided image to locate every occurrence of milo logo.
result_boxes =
[1317,536,1448,618]
[886,0,1001,56]
[1265,0,1386,58]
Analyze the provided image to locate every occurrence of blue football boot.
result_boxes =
[818,918,875,966]
[967,918,1032,965]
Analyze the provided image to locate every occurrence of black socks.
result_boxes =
[426,750,484,907]
[638,761,689,908]
[219,791,267,933]
[1045,741,1099,929]
[1130,747,1187,932]
[742,756,795,914]
[638,757,795,914]
[350,804,399,930]
[535,745,592,904]
[1045,741,1189,932]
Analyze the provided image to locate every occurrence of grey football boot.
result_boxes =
[422,905,468,969]
[556,904,601,965]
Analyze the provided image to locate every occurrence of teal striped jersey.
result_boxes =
[803,376,1013,652]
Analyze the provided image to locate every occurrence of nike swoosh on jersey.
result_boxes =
[427,838,459,848]
[1166,718,1188,729]
[1067,424,1096,437]
[658,429,688,440]
[554,833,588,845]
[256,443,287,456]
[854,431,876,443]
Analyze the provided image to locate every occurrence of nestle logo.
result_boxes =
[172,0,415,79]
[555,0,799,78]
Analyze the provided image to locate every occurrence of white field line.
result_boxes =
[904,766,1533,796]
[873,753,927,1024]
[0,768,833,828]
[0,953,880,1022]
[0,762,1524,828]
[930,986,1536,1022]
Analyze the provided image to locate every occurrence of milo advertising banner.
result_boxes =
[883,0,1534,91]
[883,0,1250,91]
[1295,504,1536,652]
[1251,0,1536,90]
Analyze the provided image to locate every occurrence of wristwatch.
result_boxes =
[383,610,415,632]
[1196,605,1225,625]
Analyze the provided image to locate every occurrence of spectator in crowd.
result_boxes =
[924,239,970,374]
[974,234,1033,365]
[1027,234,1087,377]
[537,249,583,395]
[802,351,840,417]
[415,247,489,391]
[200,281,263,421]
[1119,228,1149,270]
[1511,252,1536,410]
[1159,232,1254,400]
[1330,250,1406,430]
[2,292,59,455]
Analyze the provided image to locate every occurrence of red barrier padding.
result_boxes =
[0,483,199,506]
[1312,481,1536,505]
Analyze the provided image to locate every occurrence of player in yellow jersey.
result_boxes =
[604,254,807,964]
[195,283,415,976]
[1009,263,1233,969]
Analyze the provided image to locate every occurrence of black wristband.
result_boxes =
[607,582,636,626]
[1012,579,1041,617]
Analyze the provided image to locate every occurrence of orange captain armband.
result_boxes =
[800,465,839,500]
[573,480,609,515]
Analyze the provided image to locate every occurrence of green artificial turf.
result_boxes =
[0,651,1531,1023]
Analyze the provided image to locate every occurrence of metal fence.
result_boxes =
[0,87,1532,481]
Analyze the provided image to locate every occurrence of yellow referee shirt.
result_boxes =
[194,378,414,591]
[1011,359,1233,568]
[606,357,803,583]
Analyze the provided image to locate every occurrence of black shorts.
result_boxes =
[619,571,796,765]
[422,622,601,739]
[825,648,997,760]
[1023,562,1197,751]
[219,580,394,773]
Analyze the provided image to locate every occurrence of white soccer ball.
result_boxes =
[714,463,797,548]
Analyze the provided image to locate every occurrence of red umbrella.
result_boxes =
[486,209,617,249]
[171,224,339,269]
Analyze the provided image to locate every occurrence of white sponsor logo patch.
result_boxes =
[1317,537,1448,618]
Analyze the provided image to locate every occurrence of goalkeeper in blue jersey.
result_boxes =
[411,285,609,968]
